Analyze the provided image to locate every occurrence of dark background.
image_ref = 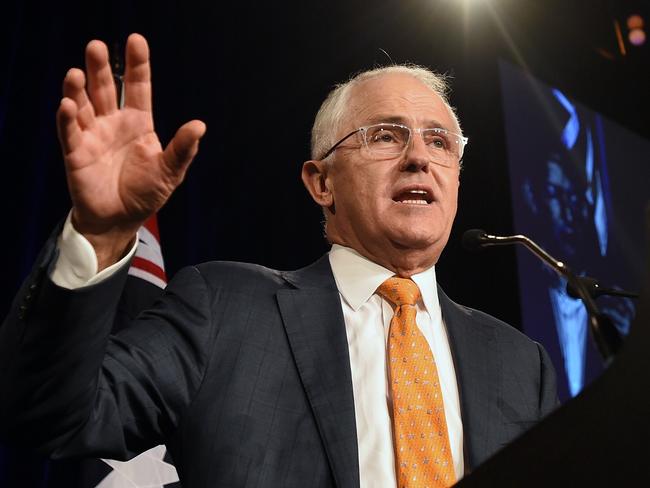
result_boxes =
[2,0,650,347]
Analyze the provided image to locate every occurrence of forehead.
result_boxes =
[345,73,456,130]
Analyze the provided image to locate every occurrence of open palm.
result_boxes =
[57,34,205,264]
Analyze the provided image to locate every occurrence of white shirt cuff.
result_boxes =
[50,211,138,289]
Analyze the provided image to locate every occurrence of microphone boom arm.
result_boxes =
[472,231,622,362]
[479,233,571,275]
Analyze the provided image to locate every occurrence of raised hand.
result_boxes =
[56,33,205,270]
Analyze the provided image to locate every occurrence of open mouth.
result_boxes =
[392,188,434,205]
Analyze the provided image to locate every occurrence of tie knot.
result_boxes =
[378,277,421,307]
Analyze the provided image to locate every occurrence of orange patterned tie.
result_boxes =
[378,277,456,488]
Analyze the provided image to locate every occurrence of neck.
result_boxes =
[330,235,439,278]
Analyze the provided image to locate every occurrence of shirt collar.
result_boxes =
[328,244,440,314]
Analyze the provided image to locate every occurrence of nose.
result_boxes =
[399,131,431,173]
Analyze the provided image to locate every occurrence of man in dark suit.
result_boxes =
[0,33,557,487]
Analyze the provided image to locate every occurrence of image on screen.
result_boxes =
[500,60,650,401]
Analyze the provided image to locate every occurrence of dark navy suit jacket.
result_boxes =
[0,238,557,487]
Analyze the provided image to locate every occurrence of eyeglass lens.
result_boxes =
[363,124,462,166]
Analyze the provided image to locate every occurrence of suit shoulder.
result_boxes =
[179,260,287,292]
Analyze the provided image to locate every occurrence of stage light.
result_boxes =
[627,14,644,30]
[629,28,646,46]
[625,14,646,47]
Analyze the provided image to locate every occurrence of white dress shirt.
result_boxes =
[329,244,464,486]
[51,218,464,484]
[51,212,138,289]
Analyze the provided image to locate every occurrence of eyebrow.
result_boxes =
[365,114,452,131]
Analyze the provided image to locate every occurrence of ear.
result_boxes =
[301,159,334,208]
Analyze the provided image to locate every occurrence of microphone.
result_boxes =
[462,229,526,251]
[461,229,490,252]
[462,229,568,275]
[462,229,639,300]
[566,276,639,300]
[461,228,629,360]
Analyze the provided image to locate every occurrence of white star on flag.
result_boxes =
[97,445,179,488]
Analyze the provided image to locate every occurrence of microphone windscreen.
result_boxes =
[462,229,488,253]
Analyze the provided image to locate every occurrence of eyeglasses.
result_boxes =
[320,122,468,167]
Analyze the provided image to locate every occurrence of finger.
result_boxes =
[123,33,152,112]
[62,68,96,129]
[162,120,206,177]
[85,39,118,115]
[56,97,83,155]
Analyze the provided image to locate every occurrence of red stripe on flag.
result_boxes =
[131,256,167,282]
[143,215,161,241]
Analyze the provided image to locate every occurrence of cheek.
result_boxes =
[333,167,387,208]
[442,174,460,211]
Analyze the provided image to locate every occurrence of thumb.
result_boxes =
[162,119,206,177]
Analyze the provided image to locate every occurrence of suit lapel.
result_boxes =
[277,256,360,488]
[438,287,498,472]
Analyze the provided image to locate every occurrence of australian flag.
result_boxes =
[0,216,182,488]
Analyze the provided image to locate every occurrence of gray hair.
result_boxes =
[310,64,461,161]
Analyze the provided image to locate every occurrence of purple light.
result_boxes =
[629,28,646,46]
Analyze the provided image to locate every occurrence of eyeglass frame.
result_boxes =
[318,122,469,166]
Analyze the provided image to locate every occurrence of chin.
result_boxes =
[388,227,445,251]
